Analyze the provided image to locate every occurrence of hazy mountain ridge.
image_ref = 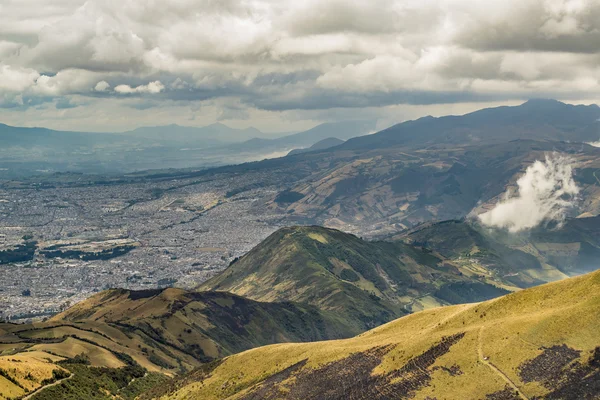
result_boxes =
[222,120,374,152]
[0,120,373,176]
[287,137,345,156]
[341,99,600,151]
[123,123,266,145]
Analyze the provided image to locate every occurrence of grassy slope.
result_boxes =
[0,352,67,400]
[0,286,356,383]
[55,288,355,363]
[201,226,508,326]
[159,269,600,400]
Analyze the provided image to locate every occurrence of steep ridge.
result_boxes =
[201,226,510,326]
[153,268,600,400]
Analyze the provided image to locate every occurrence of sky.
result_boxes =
[0,0,599,132]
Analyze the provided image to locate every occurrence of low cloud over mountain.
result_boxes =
[478,153,580,232]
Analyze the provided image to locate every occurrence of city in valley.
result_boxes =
[0,171,288,321]
[1,2,600,399]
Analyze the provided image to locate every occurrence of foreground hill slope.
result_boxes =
[0,287,353,386]
[155,269,600,400]
[201,226,509,328]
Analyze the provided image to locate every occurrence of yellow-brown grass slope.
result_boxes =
[158,269,600,400]
[0,285,356,383]
[0,351,67,400]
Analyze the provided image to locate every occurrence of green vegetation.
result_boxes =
[0,241,37,264]
[30,363,145,400]
[402,217,600,287]
[340,268,360,282]
[201,225,514,331]
[434,282,510,304]
[40,245,135,261]
[274,190,305,204]
[118,372,170,399]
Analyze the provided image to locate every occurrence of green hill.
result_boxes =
[201,226,510,327]
[153,268,600,400]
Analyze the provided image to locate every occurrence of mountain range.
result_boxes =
[0,120,374,176]
[2,214,598,398]
[342,99,600,150]
[1,99,600,399]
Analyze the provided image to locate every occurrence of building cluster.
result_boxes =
[0,171,287,322]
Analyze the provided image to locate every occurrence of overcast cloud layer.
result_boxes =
[1,0,600,131]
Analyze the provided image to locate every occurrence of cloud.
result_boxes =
[478,153,580,233]
[114,81,165,94]
[94,81,110,92]
[0,65,39,92]
[2,0,600,128]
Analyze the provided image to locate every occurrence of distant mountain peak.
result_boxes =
[521,98,565,108]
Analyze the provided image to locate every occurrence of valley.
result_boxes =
[4,1,600,397]
[0,100,599,399]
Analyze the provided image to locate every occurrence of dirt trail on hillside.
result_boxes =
[22,374,73,400]
[477,327,529,400]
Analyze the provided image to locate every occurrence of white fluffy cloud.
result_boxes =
[114,81,165,94]
[94,81,110,92]
[1,0,600,128]
[478,153,580,232]
[0,65,39,92]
